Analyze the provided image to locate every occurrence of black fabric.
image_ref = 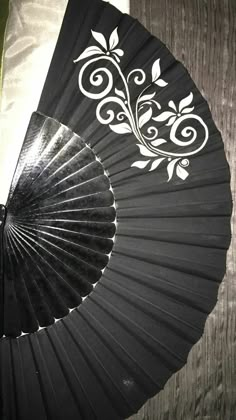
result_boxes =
[0,0,232,419]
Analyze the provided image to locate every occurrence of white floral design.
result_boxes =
[74,27,209,181]
[75,28,124,63]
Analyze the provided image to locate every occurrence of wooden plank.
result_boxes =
[129,0,236,419]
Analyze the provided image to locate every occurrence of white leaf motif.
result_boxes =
[179,92,193,112]
[155,78,168,87]
[168,100,177,111]
[138,92,156,103]
[167,158,180,181]
[137,144,157,157]
[109,123,132,134]
[113,49,124,57]
[166,115,177,126]
[73,46,103,62]
[152,100,161,110]
[151,138,167,147]
[132,160,150,169]
[109,27,119,50]
[113,55,121,63]
[152,58,161,82]
[176,164,189,180]
[91,30,107,50]
[115,88,126,99]
[181,106,195,114]
[149,158,165,171]
[153,111,175,122]
[139,108,152,128]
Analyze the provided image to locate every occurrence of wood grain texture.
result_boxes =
[129,1,236,419]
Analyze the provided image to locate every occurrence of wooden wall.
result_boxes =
[129,1,236,419]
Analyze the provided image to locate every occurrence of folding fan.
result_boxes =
[0,0,232,419]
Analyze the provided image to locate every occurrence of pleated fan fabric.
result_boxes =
[0,0,232,419]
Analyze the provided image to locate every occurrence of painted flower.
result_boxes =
[166,158,189,182]
[131,144,190,181]
[151,58,168,87]
[74,27,124,63]
[153,92,195,125]
[131,144,165,171]
[74,25,209,182]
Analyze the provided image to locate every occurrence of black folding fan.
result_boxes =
[0,0,232,419]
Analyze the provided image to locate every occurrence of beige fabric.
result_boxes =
[0,0,130,205]
[0,0,68,205]
[104,0,130,14]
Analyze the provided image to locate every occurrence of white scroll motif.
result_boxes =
[74,27,209,181]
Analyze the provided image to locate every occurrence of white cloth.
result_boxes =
[104,0,130,14]
[0,0,130,205]
[0,0,68,204]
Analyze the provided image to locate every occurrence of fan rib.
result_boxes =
[100,279,202,340]
[106,265,213,314]
[63,316,137,417]
[90,292,185,365]
[8,225,82,306]
[80,307,163,391]
[8,226,70,322]
[45,328,97,419]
